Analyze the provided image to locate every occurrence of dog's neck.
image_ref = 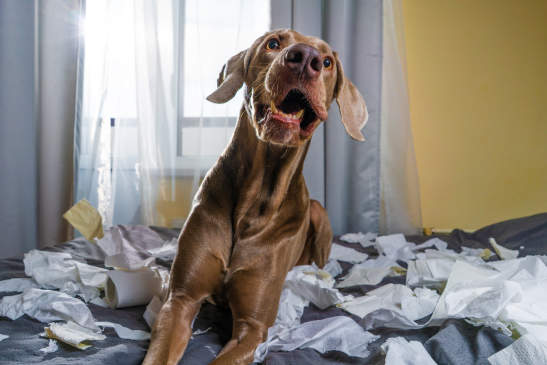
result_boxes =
[224,108,310,211]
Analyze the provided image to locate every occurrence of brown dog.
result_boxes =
[142,29,367,365]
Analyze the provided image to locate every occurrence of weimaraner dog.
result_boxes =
[143,29,367,365]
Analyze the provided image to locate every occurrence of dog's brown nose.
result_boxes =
[284,43,322,79]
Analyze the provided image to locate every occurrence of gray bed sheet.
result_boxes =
[0,213,546,364]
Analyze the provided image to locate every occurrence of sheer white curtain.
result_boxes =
[380,0,422,234]
[74,0,269,228]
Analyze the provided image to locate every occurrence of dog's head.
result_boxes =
[207,29,368,147]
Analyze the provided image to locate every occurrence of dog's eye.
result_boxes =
[323,57,332,69]
[266,38,280,50]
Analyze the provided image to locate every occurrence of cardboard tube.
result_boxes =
[105,269,160,308]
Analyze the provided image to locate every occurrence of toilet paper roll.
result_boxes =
[105,269,161,308]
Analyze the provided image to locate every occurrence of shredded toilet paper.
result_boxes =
[39,339,59,353]
[96,321,150,340]
[328,243,368,263]
[0,278,40,292]
[254,316,379,362]
[382,337,437,365]
[337,256,403,287]
[45,321,105,349]
[489,237,519,260]
[339,232,377,248]
[0,288,98,330]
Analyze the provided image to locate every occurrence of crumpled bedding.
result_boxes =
[0,213,545,364]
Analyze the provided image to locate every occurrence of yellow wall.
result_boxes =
[403,0,547,229]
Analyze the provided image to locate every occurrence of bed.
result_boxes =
[0,213,546,364]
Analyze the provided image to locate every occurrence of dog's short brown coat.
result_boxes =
[143,29,367,365]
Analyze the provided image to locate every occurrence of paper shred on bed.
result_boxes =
[0,278,39,293]
[63,199,104,241]
[489,237,519,260]
[45,321,105,350]
[329,243,368,263]
[381,337,437,365]
[39,339,59,353]
[96,321,150,340]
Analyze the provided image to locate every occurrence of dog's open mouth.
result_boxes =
[269,89,318,133]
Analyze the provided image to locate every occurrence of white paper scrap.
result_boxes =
[283,266,348,310]
[0,288,98,330]
[96,321,150,340]
[45,321,105,349]
[39,339,59,353]
[381,337,437,365]
[489,238,519,260]
[337,256,402,287]
[339,232,377,248]
[0,334,8,342]
[254,316,379,362]
[143,295,164,328]
[322,259,343,278]
[488,334,547,365]
[0,278,39,292]
[328,244,368,263]
[414,237,448,251]
[375,234,416,262]
[339,284,439,328]
[147,238,178,259]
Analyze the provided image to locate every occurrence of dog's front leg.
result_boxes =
[142,205,231,365]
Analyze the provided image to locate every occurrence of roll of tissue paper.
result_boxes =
[105,270,161,308]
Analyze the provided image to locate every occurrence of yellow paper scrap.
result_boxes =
[63,199,104,241]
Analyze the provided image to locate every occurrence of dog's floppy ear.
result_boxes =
[206,50,246,104]
[333,52,368,141]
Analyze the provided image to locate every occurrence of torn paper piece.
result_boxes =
[143,296,164,328]
[339,232,377,248]
[428,260,520,326]
[63,199,104,241]
[381,337,437,365]
[0,334,8,342]
[45,321,105,349]
[375,234,416,262]
[74,262,109,288]
[60,281,100,303]
[489,238,519,260]
[105,269,162,308]
[328,244,368,263]
[460,246,494,259]
[147,238,178,260]
[339,284,439,328]
[323,259,343,278]
[96,321,150,340]
[23,250,78,289]
[0,288,98,330]
[283,265,349,310]
[0,278,39,292]
[104,252,155,272]
[23,250,108,293]
[39,339,59,354]
[414,237,448,251]
[254,316,379,362]
[90,297,109,308]
[488,334,547,365]
[336,256,402,287]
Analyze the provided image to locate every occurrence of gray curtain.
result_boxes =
[0,0,38,258]
[271,0,383,235]
[0,0,80,258]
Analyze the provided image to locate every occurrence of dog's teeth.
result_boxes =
[295,109,304,119]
